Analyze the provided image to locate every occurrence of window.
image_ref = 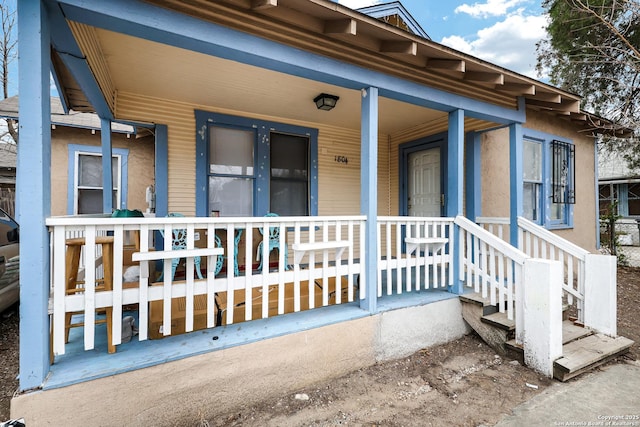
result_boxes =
[599,182,640,218]
[195,111,318,217]
[67,145,129,215]
[522,131,574,228]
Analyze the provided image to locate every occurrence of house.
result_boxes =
[13,1,633,424]
[598,146,640,250]
[0,96,155,217]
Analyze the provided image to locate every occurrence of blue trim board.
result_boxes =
[360,87,378,313]
[66,144,130,215]
[194,110,319,218]
[44,0,113,119]
[101,118,114,213]
[17,0,52,391]
[55,0,524,125]
[465,131,482,220]
[398,132,447,217]
[509,123,523,246]
[155,125,169,217]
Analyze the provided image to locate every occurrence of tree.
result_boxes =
[0,1,16,145]
[537,0,640,168]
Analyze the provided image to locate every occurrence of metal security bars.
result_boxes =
[551,140,575,204]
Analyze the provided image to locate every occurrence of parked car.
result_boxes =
[0,208,19,314]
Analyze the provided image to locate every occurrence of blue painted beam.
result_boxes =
[43,0,113,119]
[447,109,464,294]
[55,0,525,125]
[509,123,523,247]
[17,0,52,391]
[155,124,168,218]
[101,118,113,213]
[465,131,482,220]
[360,87,378,313]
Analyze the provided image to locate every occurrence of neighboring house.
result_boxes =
[0,145,16,216]
[598,146,640,246]
[0,96,155,216]
[14,1,633,424]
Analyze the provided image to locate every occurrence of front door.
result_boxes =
[407,147,441,217]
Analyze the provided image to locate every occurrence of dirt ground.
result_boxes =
[0,267,638,425]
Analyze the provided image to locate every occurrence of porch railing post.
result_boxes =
[447,109,464,294]
[523,258,563,377]
[360,87,378,313]
[17,0,52,391]
[509,121,523,247]
[584,254,617,336]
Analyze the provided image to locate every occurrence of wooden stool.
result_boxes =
[64,236,116,354]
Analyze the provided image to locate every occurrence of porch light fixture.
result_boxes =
[313,93,339,111]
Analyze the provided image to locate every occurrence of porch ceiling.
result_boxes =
[94,28,447,134]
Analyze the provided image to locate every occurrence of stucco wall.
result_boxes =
[50,127,155,216]
[480,109,598,252]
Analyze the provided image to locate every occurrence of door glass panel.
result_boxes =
[208,177,253,217]
[209,127,254,175]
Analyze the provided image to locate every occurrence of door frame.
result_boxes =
[399,132,448,217]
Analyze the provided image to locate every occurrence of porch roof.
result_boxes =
[48,0,629,136]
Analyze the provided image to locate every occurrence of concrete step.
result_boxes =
[553,334,634,382]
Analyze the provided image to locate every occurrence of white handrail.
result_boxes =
[517,217,589,260]
[455,216,528,265]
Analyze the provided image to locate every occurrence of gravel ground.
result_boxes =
[0,304,18,422]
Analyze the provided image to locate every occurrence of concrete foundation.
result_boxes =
[11,298,468,426]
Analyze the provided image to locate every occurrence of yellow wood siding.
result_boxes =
[116,92,392,217]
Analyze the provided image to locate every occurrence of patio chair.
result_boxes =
[256,213,289,271]
[158,213,204,280]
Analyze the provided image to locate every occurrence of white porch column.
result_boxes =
[360,87,378,313]
[523,259,563,377]
[584,254,617,336]
[509,123,523,246]
[17,0,51,390]
[101,117,114,213]
[447,109,464,294]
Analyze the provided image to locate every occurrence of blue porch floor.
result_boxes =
[47,277,459,390]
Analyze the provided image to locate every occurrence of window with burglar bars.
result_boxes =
[551,139,575,204]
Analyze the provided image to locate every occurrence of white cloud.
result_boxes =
[441,14,548,78]
[455,0,528,18]
[337,0,380,9]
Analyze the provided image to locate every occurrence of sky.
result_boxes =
[336,0,548,79]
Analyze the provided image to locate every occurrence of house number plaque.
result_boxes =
[334,155,348,164]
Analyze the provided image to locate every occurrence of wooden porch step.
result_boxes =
[481,311,515,331]
[505,321,596,364]
[459,292,509,316]
[553,334,634,382]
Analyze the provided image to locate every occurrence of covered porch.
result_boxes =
[16,0,610,408]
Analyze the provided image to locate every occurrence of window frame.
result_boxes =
[522,130,574,229]
[195,110,319,217]
[67,144,129,215]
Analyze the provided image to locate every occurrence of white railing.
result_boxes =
[377,217,454,297]
[455,216,529,327]
[47,215,365,356]
[476,216,589,324]
[517,217,588,323]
